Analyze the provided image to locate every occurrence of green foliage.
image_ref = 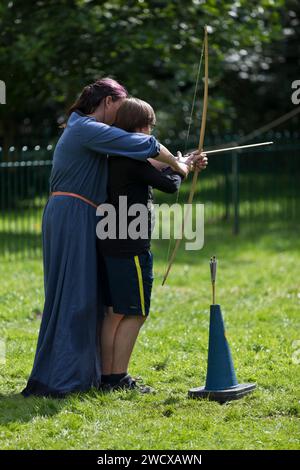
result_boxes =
[1,0,296,151]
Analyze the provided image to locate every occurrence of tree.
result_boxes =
[1,0,294,160]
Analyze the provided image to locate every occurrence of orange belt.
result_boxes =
[51,191,98,208]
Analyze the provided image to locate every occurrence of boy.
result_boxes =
[98,97,185,393]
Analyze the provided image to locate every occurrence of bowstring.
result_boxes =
[163,40,205,279]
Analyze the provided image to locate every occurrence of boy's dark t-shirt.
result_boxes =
[98,156,183,257]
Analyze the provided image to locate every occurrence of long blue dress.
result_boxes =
[22,111,160,397]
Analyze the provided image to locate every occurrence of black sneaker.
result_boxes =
[111,374,154,394]
[98,382,113,393]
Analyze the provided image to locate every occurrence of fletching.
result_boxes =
[210,256,217,283]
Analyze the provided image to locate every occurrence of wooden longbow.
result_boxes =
[162,25,209,286]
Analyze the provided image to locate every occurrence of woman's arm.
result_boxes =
[82,118,160,160]
[148,150,183,171]
[154,144,189,176]
[81,117,189,177]
[149,150,193,172]
[148,158,168,171]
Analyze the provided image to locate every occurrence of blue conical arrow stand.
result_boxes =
[188,304,256,403]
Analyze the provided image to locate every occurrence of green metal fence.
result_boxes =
[0,160,51,258]
[0,132,299,259]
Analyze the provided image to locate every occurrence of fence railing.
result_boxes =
[0,133,299,258]
[0,160,52,258]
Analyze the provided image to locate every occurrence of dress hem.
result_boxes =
[21,379,95,399]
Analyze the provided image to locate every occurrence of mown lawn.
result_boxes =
[0,220,299,450]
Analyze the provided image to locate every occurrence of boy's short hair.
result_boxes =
[113,97,156,132]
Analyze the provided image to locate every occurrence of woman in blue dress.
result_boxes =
[21,77,191,398]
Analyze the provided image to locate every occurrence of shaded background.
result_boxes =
[0,0,299,151]
[0,0,299,256]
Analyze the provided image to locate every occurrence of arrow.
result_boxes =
[204,141,273,155]
[210,256,217,305]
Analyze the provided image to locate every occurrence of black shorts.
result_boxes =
[101,251,153,317]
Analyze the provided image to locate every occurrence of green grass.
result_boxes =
[0,220,300,450]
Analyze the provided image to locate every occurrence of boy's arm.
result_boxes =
[132,161,184,194]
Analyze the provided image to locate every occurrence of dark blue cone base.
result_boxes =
[188,383,256,403]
